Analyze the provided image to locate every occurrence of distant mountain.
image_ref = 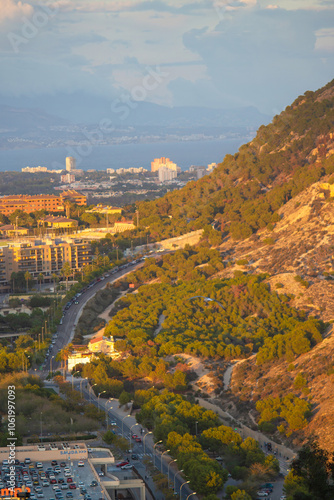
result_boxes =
[0,91,270,128]
[0,104,68,133]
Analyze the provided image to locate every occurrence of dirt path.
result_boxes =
[153,314,165,337]
[98,290,129,322]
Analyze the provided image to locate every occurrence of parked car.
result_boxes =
[121,464,133,470]
[116,461,129,468]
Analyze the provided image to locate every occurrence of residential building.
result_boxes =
[66,156,76,172]
[0,225,29,238]
[158,166,177,182]
[61,173,76,184]
[61,189,87,206]
[0,194,64,216]
[0,237,91,287]
[38,215,78,229]
[151,157,181,173]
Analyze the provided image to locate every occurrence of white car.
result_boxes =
[121,464,133,470]
[257,493,269,498]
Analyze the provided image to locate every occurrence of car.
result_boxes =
[84,496,92,500]
[77,461,84,467]
[60,463,66,468]
[50,479,57,484]
[53,486,61,491]
[37,494,44,498]
[64,467,70,472]
[116,461,129,468]
[131,434,137,439]
[58,479,65,484]
[36,463,43,469]
[51,461,58,466]
[78,482,84,487]
[66,478,73,483]
[110,421,117,426]
[24,459,31,464]
[256,493,269,498]
[98,472,104,477]
[87,448,92,453]
[90,481,98,487]
[42,481,49,487]
[35,487,42,493]
[79,487,87,494]
[135,437,142,443]
[66,493,73,498]
[131,455,138,460]
[121,464,133,470]
[33,480,39,486]
[68,484,76,490]
[61,485,69,490]
[280,496,287,500]
[64,472,71,477]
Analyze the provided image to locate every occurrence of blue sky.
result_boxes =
[0,0,333,114]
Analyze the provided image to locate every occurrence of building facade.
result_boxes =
[0,191,86,217]
[0,237,91,286]
[151,157,181,173]
[66,157,76,172]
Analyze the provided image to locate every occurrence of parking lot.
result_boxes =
[0,457,104,500]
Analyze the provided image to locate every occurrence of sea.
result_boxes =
[0,138,249,173]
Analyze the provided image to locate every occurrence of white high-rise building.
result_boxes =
[66,157,76,172]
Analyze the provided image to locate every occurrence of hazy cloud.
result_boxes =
[0,0,33,23]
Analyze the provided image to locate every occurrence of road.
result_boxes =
[44,261,143,374]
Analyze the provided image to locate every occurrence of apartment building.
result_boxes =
[0,237,91,286]
[0,190,87,216]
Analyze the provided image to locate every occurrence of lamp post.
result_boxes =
[97,391,106,409]
[174,469,184,494]
[180,480,190,500]
[80,378,87,398]
[105,399,114,429]
[129,423,139,448]
[153,440,162,468]
[40,412,43,443]
[121,414,131,439]
[168,458,177,488]
[90,383,97,404]
[186,493,196,500]
[160,449,170,473]
[72,371,80,390]
[50,355,54,375]
[143,431,152,455]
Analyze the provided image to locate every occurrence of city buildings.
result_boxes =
[61,173,76,184]
[66,156,76,172]
[38,215,78,229]
[158,166,178,182]
[67,329,117,371]
[151,157,181,173]
[0,237,91,288]
[21,166,63,174]
[0,190,86,216]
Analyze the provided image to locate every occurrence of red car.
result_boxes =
[67,478,73,483]
[131,434,137,439]
[50,479,57,484]
[69,483,76,490]
[116,461,129,468]
[135,438,142,443]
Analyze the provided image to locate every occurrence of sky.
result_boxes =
[0,0,333,114]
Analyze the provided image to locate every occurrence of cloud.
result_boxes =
[182,6,334,112]
[0,0,33,23]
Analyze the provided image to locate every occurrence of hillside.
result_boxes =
[133,80,334,452]
[137,79,334,242]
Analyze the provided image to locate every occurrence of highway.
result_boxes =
[44,260,143,374]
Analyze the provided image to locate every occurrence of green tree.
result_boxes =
[24,271,32,293]
[61,261,72,291]
[231,490,252,500]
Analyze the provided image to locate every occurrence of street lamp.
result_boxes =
[180,480,190,500]
[153,440,163,468]
[143,431,152,455]
[72,371,80,390]
[50,355,55,375]
[80,377,87,398]
[105,399,114,429]
[186,493,196,500]
[174,469,184,494]
[168,458,177,487]
[160,449,170,473]
[90,383,97,404]
[97,390,106,409]
[121,414,131,439]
